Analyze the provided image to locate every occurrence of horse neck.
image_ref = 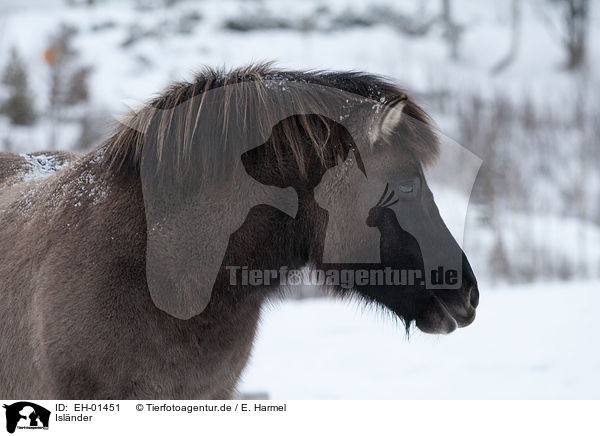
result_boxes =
[61,149,149,274]
[82,148,264,323]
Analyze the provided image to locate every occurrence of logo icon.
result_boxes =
[3,402,50,434]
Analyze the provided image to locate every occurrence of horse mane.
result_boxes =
[100,62,438,181]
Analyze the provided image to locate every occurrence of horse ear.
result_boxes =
[371,95,439,166]
[366,96,406,146]
[379,97,407,141]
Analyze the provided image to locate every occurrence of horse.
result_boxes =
[0,63,478,399]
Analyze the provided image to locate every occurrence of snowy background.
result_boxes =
[0,0,598,398]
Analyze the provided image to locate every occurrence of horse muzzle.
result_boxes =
[415,258,479,334]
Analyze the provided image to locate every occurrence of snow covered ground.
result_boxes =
[240,280,600,399]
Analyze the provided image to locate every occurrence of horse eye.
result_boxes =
[397,183,414,194]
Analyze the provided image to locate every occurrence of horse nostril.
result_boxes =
[469,285,479,308]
